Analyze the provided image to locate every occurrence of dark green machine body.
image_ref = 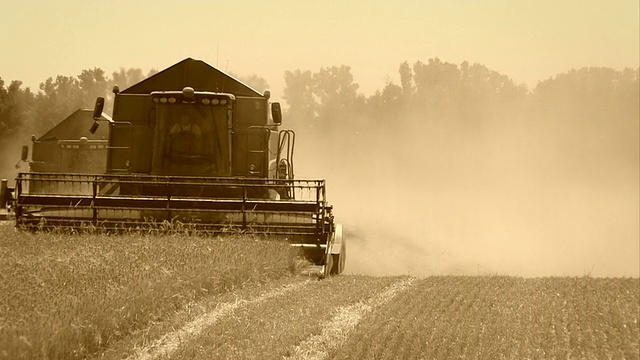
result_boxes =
[106,58,285,180]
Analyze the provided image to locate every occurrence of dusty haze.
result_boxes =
[1,66,638,278]
[294,100,639,278]
[1,1,638,278]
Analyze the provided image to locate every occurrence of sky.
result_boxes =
[1,0,638,100]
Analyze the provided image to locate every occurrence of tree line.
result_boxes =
[283,59,638,133]
[0,68,153,142]
[1,59,638,177]
[281,59,638,187]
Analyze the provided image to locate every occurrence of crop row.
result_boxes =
[128,275,638,360]
[333,276,639,360]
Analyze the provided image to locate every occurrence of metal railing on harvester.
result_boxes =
[14,173,334,241]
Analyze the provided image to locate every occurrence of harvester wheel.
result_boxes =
[329,223,346,276]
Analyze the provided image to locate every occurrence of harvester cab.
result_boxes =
[9,58,346,276]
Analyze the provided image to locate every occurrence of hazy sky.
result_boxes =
[1,1,638,99]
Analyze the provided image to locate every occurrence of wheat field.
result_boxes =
[0,223,298,359]
[1,222,638,360]
[159,276,638,360]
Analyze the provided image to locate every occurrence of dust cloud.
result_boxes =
[0,136,29,187]
[293,106,639,278]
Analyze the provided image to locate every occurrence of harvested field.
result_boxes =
[162,276,406,360]
[335,276,639,360]
[120,276,639,360]
[1,223,638,360]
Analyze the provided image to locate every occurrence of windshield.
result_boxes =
[152,103,230,176]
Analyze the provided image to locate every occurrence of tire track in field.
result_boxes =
[126,280,310,360]
[286,277,416,360]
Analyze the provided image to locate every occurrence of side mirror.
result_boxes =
[271,102,282,125]
[89,121,100,134]
[1,179,9,209]
[21,145,29,162]
[0,179,9,209]
[93,97,105,120]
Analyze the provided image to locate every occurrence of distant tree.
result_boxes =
[0,79,35,174]
[31,75,84,133]
[78,68,109,104]
[399,61,414,97]
[533,67,638,121]
[29,67,112,134]
[110,68,146,91]
[0,79,34,139]
[401,58,527,125]
[458,61,527,123]
[236,74,269,94]
[365,82,402,123]
[283,66,365,132]
[312,65,364,124]
[411,58,461,120]
[531,67,639,172]
[1,66,180,145]
[283,69,317,128]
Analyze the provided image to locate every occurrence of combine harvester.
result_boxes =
[0,58,346,276]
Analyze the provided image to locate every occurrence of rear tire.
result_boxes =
[329,253,341,275]
[329,230,346,275]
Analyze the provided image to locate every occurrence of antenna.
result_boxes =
[216,42,219,67]
[221,60,229,92]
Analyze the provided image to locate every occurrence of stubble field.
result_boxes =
[0,223,638,360]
